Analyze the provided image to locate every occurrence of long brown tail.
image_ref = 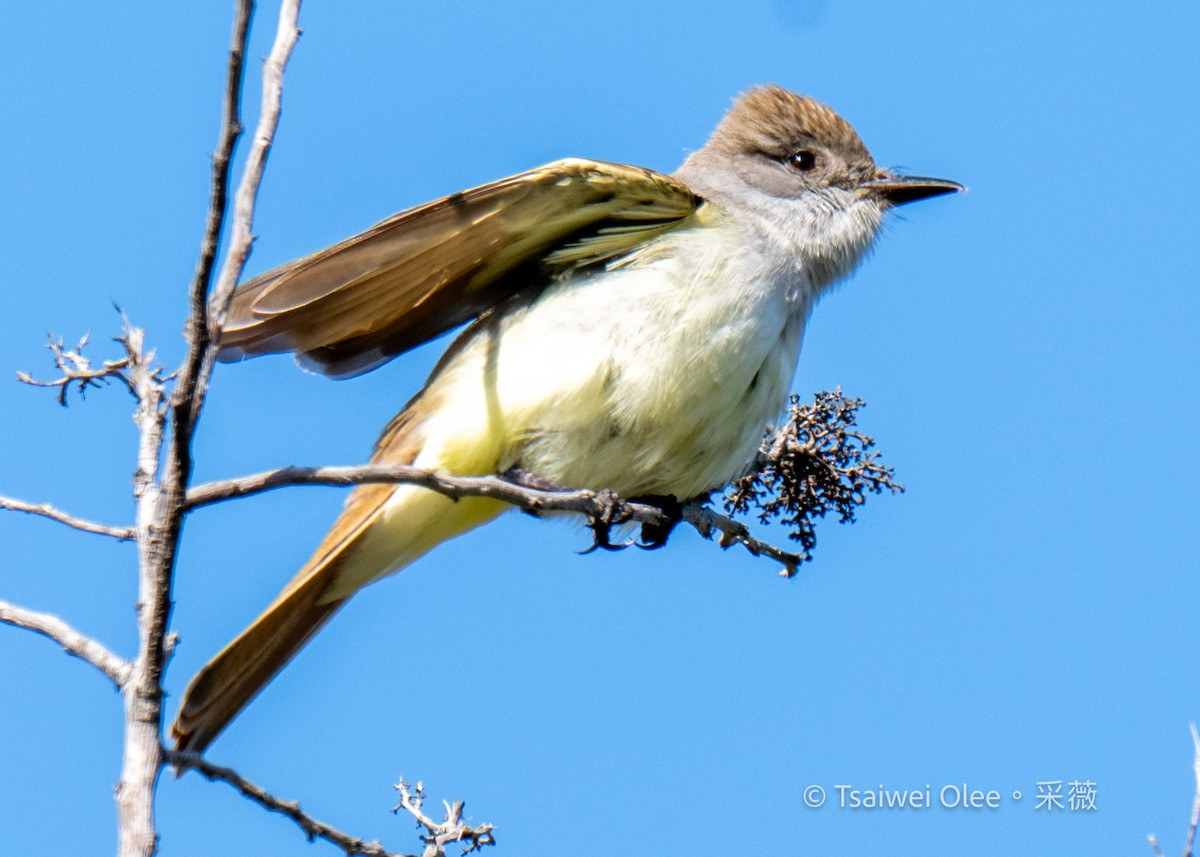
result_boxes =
[170,567,346,754]
[170,476,399,754]
[171,404,505,753]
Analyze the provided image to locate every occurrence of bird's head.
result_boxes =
[675,85,961,288]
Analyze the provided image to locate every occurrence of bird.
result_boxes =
[171,84,961,752]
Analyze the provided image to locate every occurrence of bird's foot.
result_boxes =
[502,469,684,555]
[581,488,637,554]
[629,494,684,550]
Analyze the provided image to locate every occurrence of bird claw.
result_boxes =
[579,537,636,555]
[580,488,636,553]
[630,494,684,550]
[502,470,683,556]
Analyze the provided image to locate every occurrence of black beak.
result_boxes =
[866,174,964,207]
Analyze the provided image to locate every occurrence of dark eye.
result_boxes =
[789,150,818,171]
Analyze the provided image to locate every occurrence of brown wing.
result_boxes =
[218,158,700,378]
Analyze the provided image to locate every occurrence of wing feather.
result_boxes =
[218,158,699,378]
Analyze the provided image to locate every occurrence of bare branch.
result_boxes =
[114,0,251,850]
[114,5,303,853]
[168,752,406,857]
[16,331,137,405]
[184,388,896,579]
[681,502,804,577]
[1187,722,1200,857]
[393,778,495,857]
[117,321,172,857]
[0,494,136,541]
[0,599,131,688]
[184,462,807,573]
[175,0,303,446]
[1147,723,1200,857]
[207,0,303,334]
[174,13,243,382]
[185,463,663,520]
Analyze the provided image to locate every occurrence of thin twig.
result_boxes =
[206,0,303,341]
[0,495,136,541]
[177,0,304,455]
[16,332,137,405]
[0,600,131,688]
[1147,723,1200,857]
[184,463,666,521]
[681,503,804,576]
[173,0,248,412]
[1186,722,1200,857]
[168,752,406,857]
[393,779,495,857]
[184,463,805,573]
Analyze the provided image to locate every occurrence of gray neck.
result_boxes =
[675,148,886,298]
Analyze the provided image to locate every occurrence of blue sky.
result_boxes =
[2,2,1198,855]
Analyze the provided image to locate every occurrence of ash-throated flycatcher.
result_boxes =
[172,85,961,752]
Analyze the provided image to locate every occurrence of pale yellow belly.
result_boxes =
[413,254,807,500]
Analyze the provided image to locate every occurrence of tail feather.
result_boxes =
[171,395,508,754]
[170,567,346,754]
[171,479,398,754]
[171,485,505,753]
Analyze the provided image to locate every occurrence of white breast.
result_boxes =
[411,216,816,499]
